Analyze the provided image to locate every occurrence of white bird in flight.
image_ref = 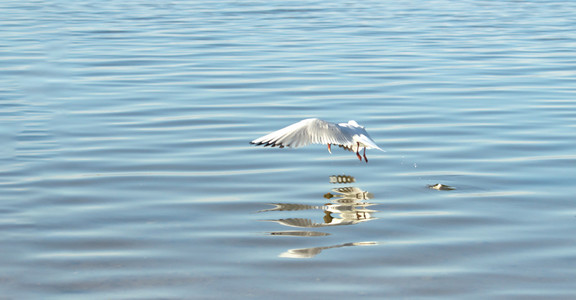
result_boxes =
[250,118,385,162]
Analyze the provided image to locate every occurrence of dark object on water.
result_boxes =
[428,183,455,190]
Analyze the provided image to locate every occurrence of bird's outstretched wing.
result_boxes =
[250,118,354,148]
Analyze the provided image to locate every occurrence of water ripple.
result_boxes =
[2,0,576,298]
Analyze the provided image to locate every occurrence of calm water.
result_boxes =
[2,0,576,299]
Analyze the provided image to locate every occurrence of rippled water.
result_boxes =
[2,0,576,299]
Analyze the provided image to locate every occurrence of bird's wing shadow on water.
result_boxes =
[256,174,381,259]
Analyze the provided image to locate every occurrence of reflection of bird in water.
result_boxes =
[268,231,330,237]
[259,174,377,228]
[322,202,376,225]
[324,187,374,204]
[279,241,378,259]
[323,187,375,223]
[329,175,355,184]
[259,174,380,258]
[263,201,377,228]
[258,203,320,213]
[250,118,385,162]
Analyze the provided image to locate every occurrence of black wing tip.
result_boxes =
[250,141,286,148]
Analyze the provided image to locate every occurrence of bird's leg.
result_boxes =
[355,142,362,161]
[327,144,332,154]
[363,147,368,163]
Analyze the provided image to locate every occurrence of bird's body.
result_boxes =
[250,118,384,162]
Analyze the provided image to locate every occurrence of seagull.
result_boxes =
[250,118,385,162]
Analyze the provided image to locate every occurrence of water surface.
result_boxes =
[2,0,576,299]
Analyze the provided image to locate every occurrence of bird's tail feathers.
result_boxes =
[356,135,385,152]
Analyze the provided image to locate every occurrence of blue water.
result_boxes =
[2,0,576,299]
